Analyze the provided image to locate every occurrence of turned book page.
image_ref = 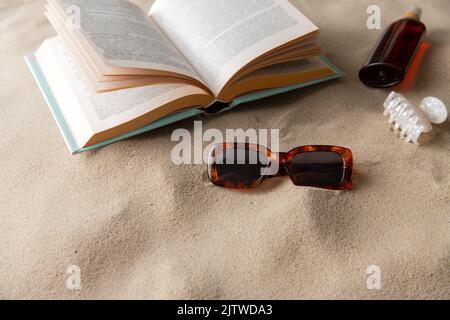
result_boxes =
[150,0,319,96]
[52,0,201,80]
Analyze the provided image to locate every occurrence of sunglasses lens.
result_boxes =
[210,147,269,187]
[290,151,344,188]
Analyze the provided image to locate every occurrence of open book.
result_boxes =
[27,0,342,153]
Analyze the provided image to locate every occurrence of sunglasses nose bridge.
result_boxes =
[265,152,290,177]
[279,152,289,164]
[279,153,291,177]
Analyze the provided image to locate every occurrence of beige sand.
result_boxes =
[0,0,449,299]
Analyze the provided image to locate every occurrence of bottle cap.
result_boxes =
[420,97,448,124]
[404,6,422,20]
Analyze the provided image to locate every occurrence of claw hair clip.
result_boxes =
[383,91,448,145]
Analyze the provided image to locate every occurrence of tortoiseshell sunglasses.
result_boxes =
[207,143,353,190]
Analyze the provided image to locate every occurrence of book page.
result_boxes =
[52,0,200,80]
[150,0,318,96]
[36,37,211,147]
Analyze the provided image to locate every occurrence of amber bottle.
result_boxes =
[359,7,426,88]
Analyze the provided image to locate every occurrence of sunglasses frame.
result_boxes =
[208,143,353,190]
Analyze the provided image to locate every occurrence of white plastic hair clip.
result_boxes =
[383,91,448,145]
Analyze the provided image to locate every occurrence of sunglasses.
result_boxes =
[207,143,353,190]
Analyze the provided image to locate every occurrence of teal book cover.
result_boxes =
[25,54,343,154]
